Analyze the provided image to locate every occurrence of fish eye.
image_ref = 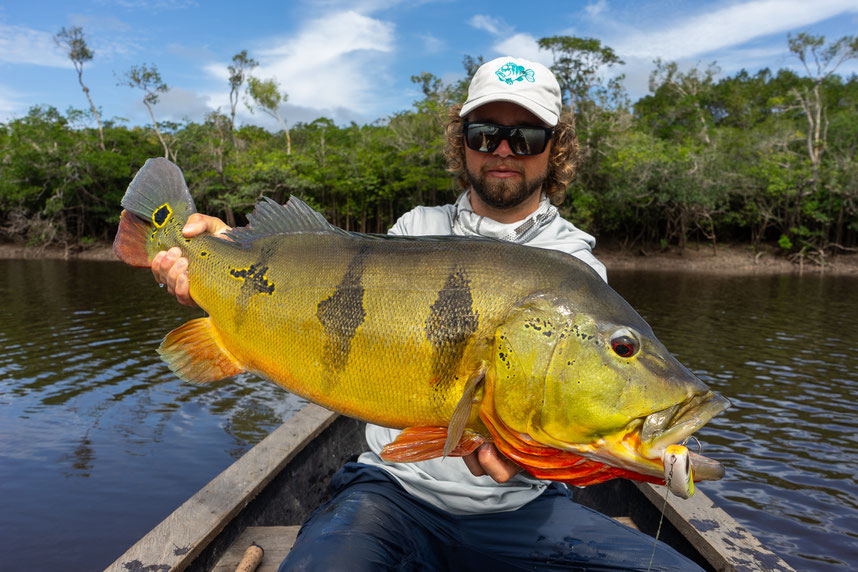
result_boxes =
[610,329,639,358]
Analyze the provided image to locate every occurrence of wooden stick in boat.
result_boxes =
[234,542,264,572]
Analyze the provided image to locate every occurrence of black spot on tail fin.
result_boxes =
[120,158,197,223]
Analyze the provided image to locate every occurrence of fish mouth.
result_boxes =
[637,391,731,480]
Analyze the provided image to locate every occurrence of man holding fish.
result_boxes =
[150,57,703,570]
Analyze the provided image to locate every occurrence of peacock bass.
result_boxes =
[114,158,730,489]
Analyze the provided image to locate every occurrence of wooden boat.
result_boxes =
[106,404,795,571]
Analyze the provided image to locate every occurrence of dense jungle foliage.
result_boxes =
[1,32,857,263]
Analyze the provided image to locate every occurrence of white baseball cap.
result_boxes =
[460,56,562,126]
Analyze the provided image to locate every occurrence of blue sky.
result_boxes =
[2,0,857,130]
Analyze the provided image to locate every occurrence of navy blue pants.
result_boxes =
[280,463,702,571]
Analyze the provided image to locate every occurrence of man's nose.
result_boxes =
[492,138,514,157]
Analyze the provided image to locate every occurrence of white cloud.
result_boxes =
[153,86,214,122]
[493,33,554,66]
[597,0,858,100]
[305,0,440,15]
[418,33,444,54]
[224,10,396,117]
[614,0,858,61]
[469,14,506,36]
[585,0,608,18]
[202,61,229,82]
[0,24,69,67]
[64,14,143,61]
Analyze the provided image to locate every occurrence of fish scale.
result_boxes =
[114,157,730,487]
[190,232,559,426]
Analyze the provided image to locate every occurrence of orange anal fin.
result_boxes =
[113,210,152,267]
[158,317,245,384]
[380,427,485,463]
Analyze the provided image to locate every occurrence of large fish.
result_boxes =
[114,158,730,489]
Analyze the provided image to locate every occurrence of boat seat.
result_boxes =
[212,526,301,572]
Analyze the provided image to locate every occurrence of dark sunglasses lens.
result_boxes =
[465,123,549,156]
[465,124,500,153]
[508,128,546,155]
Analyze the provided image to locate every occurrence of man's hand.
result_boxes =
[462,443,521,483]
[151,213,230,307]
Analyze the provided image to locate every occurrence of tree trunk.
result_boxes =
[76,65,105,151]
[224,204,236,229]
[144,99,169,158]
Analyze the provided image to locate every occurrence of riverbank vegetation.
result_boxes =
[1,31,856,266]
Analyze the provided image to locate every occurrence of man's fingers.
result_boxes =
[151,251,166,283]
[477,444,520,483]
[462,444,521,483]
[183,213,230,238]
[152,247,179,284]
[181,217,208,238]
[153,214,225,308]
[462,451,487,477]
[167,256,187,292]
[174,272,194,306]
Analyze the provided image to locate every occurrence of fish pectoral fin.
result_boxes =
[158,317,245,384]
[443,364,487,458]
[380,427,485,463]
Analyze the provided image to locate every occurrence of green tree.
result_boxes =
[642,59,720,144]
[0,106,159,246]
[54,26,105,150]
[785,33,858,192]
[228,50,258,144]
[536,36,624,115]
[118,64,171,159]
[245,76,291,154]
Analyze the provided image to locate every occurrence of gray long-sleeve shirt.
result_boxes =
[358,192,607,514]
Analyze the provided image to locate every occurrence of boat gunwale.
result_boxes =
[105,404,339,572]
[106,403,794,572]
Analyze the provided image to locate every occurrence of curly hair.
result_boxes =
[443,104,579,205]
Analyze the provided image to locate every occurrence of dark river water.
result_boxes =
[0,259,856,571]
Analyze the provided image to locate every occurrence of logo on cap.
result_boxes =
[495,62,535,85]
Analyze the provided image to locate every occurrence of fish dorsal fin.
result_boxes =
[225,195,349,243]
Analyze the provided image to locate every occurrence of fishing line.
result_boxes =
[646,456,675,572]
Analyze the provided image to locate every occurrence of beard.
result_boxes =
[465,162,547,209]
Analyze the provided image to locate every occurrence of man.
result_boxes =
[153,56,699,571]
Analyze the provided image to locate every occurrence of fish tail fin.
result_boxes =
[113,210,153,267]
[113,157,197,267]
[158,317,245,384]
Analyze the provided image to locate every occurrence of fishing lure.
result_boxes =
[662,444,695,499]
[647,443,697,571]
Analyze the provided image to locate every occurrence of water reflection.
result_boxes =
[610,270,858,571]
[0,259,306,570]
[1,260,856,570]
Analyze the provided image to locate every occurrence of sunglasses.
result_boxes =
[463,122,554,156]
